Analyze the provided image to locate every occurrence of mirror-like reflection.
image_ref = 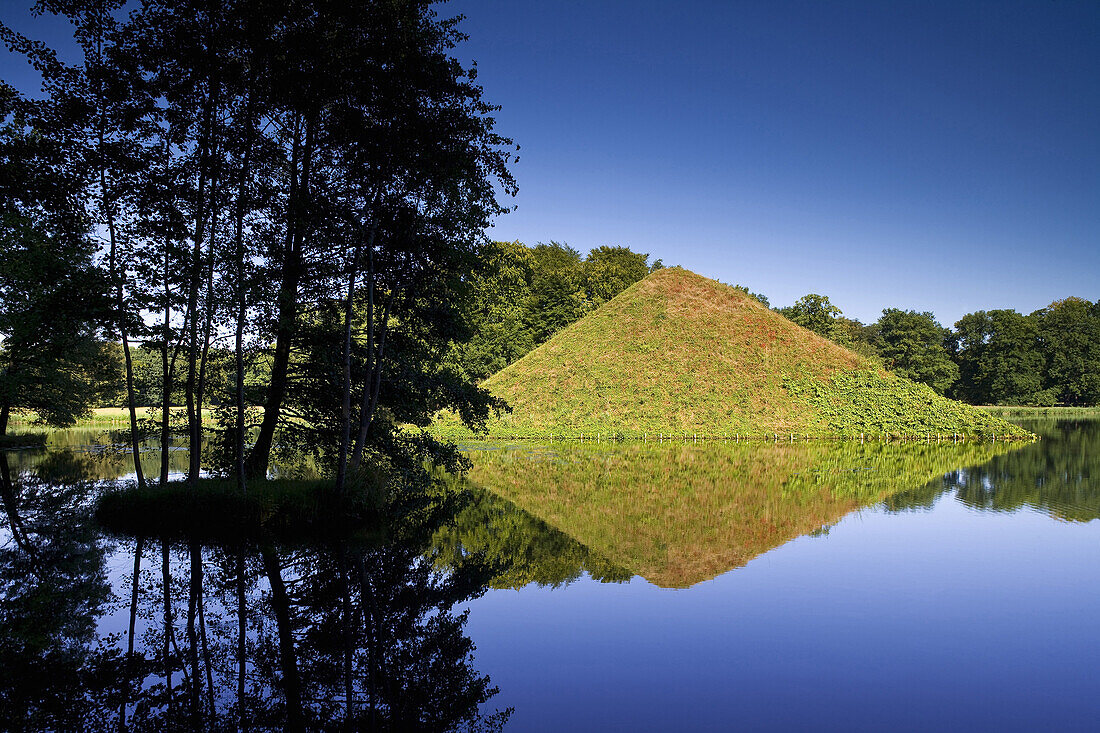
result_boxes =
[463,439,1021,587]
[0,450,512,731]
[0,421,1096,730]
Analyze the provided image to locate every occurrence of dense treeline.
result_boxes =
[56,243,1100,414]
[78,240,659,403]
[445,253,1100,408]
[779,293,1100,406]
[2,0,516,493]
[446,240,662,382]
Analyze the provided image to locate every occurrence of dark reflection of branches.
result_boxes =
[432,486,633,589]
[98,473,514,731]
[0,441,681,730]
[0,451,117,730]
[882,420,1099,519]
[949,420,1100,521]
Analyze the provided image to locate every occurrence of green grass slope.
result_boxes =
[437,267,1030,440]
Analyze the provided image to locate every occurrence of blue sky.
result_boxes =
[3,0,1097,324]
[446,0,1099,324]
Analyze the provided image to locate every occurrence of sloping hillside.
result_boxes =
[440,267,1029,439]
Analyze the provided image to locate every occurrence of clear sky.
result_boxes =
[3,1,1097,325]
[447,0,1099,324]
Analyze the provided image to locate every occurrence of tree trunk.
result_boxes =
[185,79,217,487]
[120,330,147,489]
[351,288,394,469]
[232,90,256,495]
[160,303,171,487]
[120,535,145,731]
[186,541,203,728]
[262,548,305,732]
[335,235,364,493]
[195,173,221,473]
[247,116,314,479]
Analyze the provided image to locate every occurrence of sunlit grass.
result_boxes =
[433,268,1030,441]
[0,431,48,448]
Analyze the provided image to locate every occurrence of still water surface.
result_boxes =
[0,419,1096,731]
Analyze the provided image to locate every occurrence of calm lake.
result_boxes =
[1,419,1097,731]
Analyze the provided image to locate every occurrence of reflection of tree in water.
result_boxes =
[949,420,1100,521]
[432,487,632,589]
[882,420,1099,519]
[2,429,193,483]
[0,451,117,729]
[0,458,515,731]
[465,440,1015,587]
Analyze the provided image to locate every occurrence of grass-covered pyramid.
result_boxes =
[438,267,1030,440]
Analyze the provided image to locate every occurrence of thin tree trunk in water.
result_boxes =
[186,542,203,728]
[162,308,189,486]
[196,163,221,462]
[197,576,216,719]
[247,117,313,479]
[105,209,146,490]
[232,93,255,496]
[185,82,217,488]
[236,552,247,730]
[340,548,355,725]
[0,453,33,555]
[358,558,380,729]
[120,331,146,489]
[160,305,171,487]
[162,541,175,721]
[101,168,146,489]
[262,548,305,732]
[0,398,9,436]
[91,20,145,489]
[119,536,144,732]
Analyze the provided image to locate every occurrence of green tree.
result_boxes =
[447,241,536,382]
[1034,297,1100,405]
[873,309,958,394]
[779,293,868,349]
[952,309,1045,405]
[780,293,842,336]
[0,91,113,435]
[582,245,651,305]
[9,0,519,489]
[525,241,587,343]
[732,284,769,308]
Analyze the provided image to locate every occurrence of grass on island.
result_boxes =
[7,406,219,430]
[464,439,1019,588]
[434,267,1031,441]
[96,477,387,544]
[978,405,1100,418]
[0,431,48,449]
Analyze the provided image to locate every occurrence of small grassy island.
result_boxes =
[436,267,1032,441]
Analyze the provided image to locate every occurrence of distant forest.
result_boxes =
[91,240,1100,410]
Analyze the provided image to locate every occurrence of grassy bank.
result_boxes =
[0,431,48,449]
[978,405,1100,418]
[7,406,218,430]
[434,268,1031,441]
